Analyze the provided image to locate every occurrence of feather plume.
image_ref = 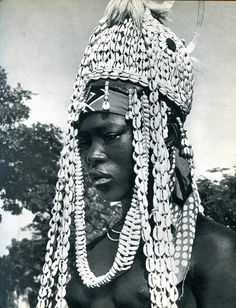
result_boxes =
[105,0,175,27]
[187,1,205,53]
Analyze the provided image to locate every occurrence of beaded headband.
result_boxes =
[37,1,204,307]
[83,81,130,115]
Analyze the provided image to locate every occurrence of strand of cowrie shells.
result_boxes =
[74,146,142,288]
[143,14,179,305]
[37,123,82,308]
[129,90,151,243]
[129,91,167,307]
[171,118,202,293]
[53,126,79,307]
[52,127,77,307]
[149,94,179,308]
[168,147,184,235]
[143,14,182,307]
[141,92,151,165]
[36,126,76,307]
[160,117,200,300]
[143,22,173,307]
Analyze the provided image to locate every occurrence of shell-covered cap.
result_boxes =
[72,1,194,120]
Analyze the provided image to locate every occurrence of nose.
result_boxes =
[85,140,107,167]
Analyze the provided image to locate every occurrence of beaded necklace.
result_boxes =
[107,219,123,242]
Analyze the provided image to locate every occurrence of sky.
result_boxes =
[0,0,236,254]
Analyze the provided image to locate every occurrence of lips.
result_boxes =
[89,170,112,186]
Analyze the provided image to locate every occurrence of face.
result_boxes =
[77,112,134,202]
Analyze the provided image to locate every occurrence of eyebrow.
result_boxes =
[77,123,129,137]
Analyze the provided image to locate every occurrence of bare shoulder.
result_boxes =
[193,214,236,265]
[188,214,236,307]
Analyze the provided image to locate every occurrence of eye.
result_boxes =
[78,137,90,150]
[102,132,121,143]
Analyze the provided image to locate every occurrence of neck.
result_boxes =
[121,195,133,220]
[121,186,154,220]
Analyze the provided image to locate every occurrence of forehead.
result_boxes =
[78,112,128,133]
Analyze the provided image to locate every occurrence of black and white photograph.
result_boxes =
[0,1,236,307]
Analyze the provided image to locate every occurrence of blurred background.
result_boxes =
[0,1,236,307]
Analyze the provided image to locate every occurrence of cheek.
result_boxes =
[113,143,134,183]
[96,154,134,202]
[78,151,88,172]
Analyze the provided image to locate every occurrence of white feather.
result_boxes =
[187,1,205,53]
[105,0,175,27]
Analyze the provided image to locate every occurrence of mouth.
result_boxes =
[93,177,111,186]
[89,171,112,187]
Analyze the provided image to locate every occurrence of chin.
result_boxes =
[97,191,122,202]
[96,186,131,203]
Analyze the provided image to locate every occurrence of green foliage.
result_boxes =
[197,170,236,230]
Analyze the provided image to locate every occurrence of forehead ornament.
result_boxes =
[102,80,110,111]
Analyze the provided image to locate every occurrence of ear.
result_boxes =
[165,122,180,147]
[172,148,192,206]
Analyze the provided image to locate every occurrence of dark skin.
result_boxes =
[67,113,236,308]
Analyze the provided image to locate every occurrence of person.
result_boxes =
[37,1,236,307]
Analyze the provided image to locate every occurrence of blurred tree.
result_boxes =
[0,66,120,307]
[0,67,62,215]
[0,67,31,127]
[0,66,63,306]
[197,170,236,231]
